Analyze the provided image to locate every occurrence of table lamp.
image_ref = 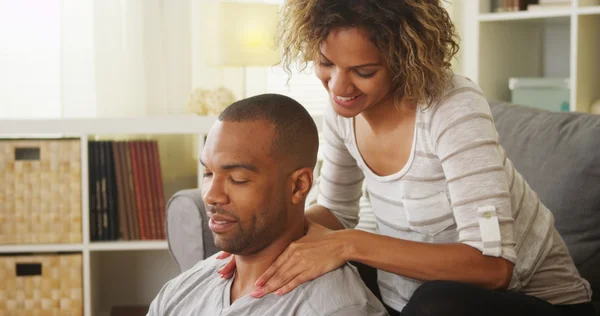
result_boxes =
[215,2,281,99]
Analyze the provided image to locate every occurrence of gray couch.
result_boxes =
[165,101,600,313]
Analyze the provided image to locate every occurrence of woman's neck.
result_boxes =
[360,97,417,135]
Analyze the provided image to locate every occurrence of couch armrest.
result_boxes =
[166,189,219,272]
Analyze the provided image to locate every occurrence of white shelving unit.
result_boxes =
[458,0,600,113]
[0,115,216,316]
[0,113,324,316]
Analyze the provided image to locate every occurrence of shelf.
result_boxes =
[0,115,217,136]
[478,10,572,22]
[0,114,324,136]
[578,6,600,15]
[88,240,169,252]
[0,243,84,254]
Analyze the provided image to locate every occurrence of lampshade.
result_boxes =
[215,2,281,67]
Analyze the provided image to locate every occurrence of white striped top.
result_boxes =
[313,75,591,311]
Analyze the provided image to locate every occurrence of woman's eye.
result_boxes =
[318,60,333,67]
[203,172,213,178]
[356,71,376,78]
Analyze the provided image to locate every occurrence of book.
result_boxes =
[123,142,140,240]
[100,141,110,240]
[148,141,166,239]
[130,141,148,240]
[139,141,157,239]
[88,141,97,241]
[152,141,166,239]
[95,142,105,241]
[112,142,129,240]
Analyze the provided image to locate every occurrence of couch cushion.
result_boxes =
[489,101,600,306]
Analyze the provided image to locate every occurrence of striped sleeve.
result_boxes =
[316,106,364,229]
[430,88,517,263]
[355,183,378,233]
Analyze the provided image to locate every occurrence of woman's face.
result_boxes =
[315,27,394,118]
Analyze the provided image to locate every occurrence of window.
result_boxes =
[266,63,329,116]
[0,0,61,119]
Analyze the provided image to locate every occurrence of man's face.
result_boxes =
[200,120,289,256]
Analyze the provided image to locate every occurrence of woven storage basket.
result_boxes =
[0,253,83,316]
[0,139,82,244]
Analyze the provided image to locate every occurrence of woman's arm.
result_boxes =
[251,224,513,298]
[344,229,514,290]
[305,204,345,231]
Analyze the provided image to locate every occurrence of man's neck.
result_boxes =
[230,217,305,303]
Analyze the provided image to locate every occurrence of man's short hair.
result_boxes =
[218,93,319,170]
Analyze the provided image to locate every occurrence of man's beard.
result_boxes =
[208,199,288,256]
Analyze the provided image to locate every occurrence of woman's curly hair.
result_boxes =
[278,0,459,105]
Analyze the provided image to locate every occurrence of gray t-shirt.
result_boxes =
[147,254,388,316]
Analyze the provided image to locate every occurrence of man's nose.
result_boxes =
[202,179,229,206]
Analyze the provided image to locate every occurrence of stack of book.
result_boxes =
[493,0,538,12]
[88,140,166,241]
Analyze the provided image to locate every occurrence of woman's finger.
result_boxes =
[274,272,311,296]
[217,255,237,277]
[216,251,232,260]
[252,251,305,298]
[254,246,293,287]
[251,263,304,298]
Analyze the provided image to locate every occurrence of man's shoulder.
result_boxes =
[184,253,224,277]
[147,254,228,315]
[162,254,225,293]
[297,263,387,315]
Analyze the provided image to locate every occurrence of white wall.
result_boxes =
[1,0,193,119]
[93,0,192,118]
[454,0,480,81]
[0,0,62,119]
[61,0,97,118]
[543,21,571,78]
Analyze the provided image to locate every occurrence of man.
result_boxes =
[147,94,387,316]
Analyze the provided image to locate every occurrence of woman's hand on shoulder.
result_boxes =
[251,219,351,298]
[216,251,236,279]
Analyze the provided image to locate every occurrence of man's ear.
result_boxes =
[289,167,314,205]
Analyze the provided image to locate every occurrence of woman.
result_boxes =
[217,0,594,315]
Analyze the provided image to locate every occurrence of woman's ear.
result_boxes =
[289,167,314,205]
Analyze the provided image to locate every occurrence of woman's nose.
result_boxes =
[329,71,355,96]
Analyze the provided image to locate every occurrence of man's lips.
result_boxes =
[207,213,237,233]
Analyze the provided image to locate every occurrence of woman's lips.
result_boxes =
[333,94,365,108]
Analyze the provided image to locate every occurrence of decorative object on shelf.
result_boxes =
[88,140,166,242]
[509,77,571,112]
[0,253,83,315]
[187,87,236,115]
[591,98,600,115]
[212,2,281,99]
[0,139,82,245]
